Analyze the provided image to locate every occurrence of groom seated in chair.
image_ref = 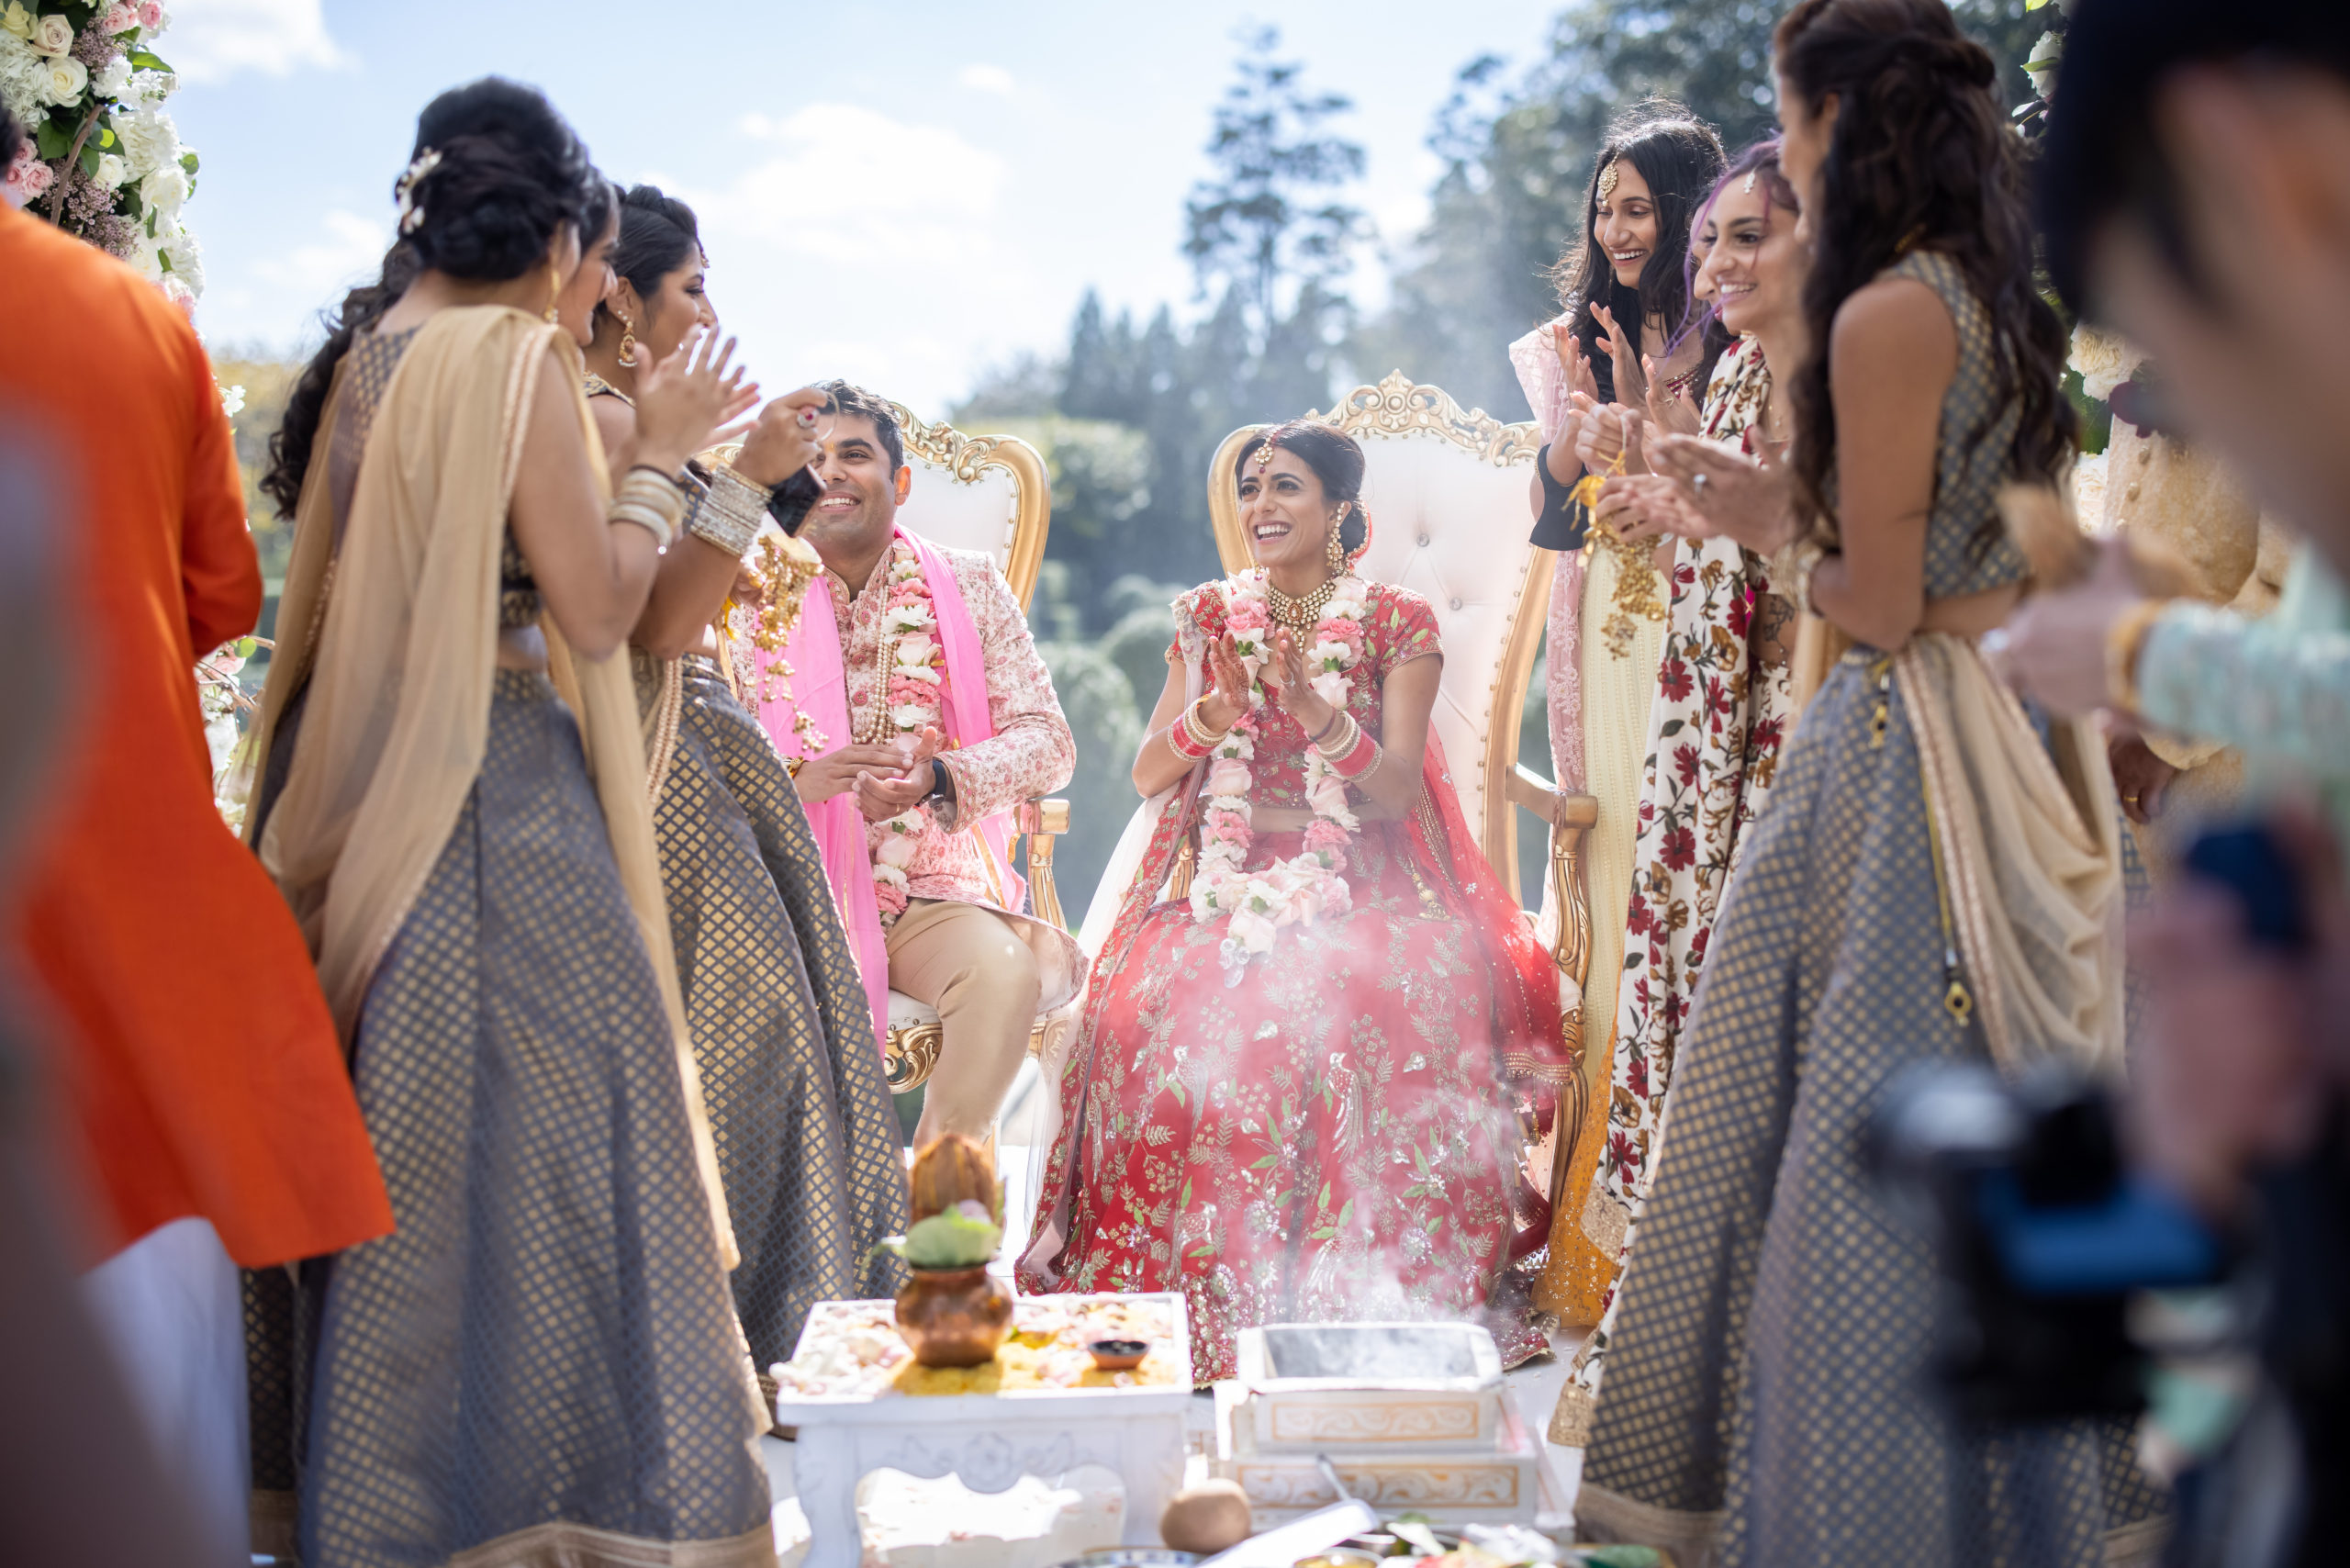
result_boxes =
[773,381,1081,1144]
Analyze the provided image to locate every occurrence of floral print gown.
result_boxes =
[1020,580,1550,1382]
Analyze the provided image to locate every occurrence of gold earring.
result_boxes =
[543,261,561,323]
[616,312,638,367]
[1326,507,1348,574]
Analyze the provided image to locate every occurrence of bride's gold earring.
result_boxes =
[615,310,639,367]
[1326,507,1348,574]
[543,261,562,323]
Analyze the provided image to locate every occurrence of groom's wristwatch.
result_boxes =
[924,758,958,829]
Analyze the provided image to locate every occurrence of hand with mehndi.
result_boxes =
[1264,628,1337,739]
[1200,633,1254,732]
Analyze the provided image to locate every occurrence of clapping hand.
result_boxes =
[1647,432,1800,555]
[1573,398,1646,476]
[1544,325,1603,487]
[1199,633,1255,732]
[632,326,759,476]
[1590,302,1644,405]
[1595,472,1711,544]
[1264,628,1337,739]
[855,725,945,821]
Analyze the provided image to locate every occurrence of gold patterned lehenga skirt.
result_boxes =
[1576,646,2165,1568]
[246,671,771,1567]
[638,652,909,1378]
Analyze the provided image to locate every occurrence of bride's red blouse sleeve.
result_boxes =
[1368,584,1443,676]
[1169,582,1228,670]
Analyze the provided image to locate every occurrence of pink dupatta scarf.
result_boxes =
[752,527,1024,1054]
[1508,320,1589,792]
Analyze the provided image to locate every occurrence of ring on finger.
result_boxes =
[1692,473,1709,495]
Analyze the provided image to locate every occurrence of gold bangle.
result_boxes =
[2105,599,2168,714]
[1181,698,1227,751]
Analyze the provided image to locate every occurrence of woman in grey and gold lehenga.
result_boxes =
[1572,4,2165,1565]
[577,183,909,1385]
[241,80,775,1567]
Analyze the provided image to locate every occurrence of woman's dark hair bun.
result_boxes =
[598,185,704,330]
[400,77,599,282]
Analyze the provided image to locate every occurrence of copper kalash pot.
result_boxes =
[895,1263,1015,1368]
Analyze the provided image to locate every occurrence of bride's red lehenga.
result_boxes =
[1020,577,1567,1381]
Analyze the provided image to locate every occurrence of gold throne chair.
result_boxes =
[1208,373,1602,1207]
[871,402,1077,1094]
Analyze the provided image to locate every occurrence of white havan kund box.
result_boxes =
[774,1293,1193,1568]
[1213,1322,1545,1526]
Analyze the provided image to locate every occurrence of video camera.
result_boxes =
[1871,821,2314,1422]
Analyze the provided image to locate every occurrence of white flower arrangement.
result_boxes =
[2,4,204,308]
[2067,325,2143,405]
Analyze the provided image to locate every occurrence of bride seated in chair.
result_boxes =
[1018,420,1566,1382]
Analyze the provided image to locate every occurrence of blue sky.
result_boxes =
[165,0,1561,415]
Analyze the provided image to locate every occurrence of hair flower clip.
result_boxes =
[395,147,442,235]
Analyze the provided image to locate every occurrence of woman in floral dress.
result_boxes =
[1545,140,1803,1443]
[1021,422,1567,1382]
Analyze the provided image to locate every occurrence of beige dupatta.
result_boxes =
[247,306,737,1266]
[1895,633,2127,1081]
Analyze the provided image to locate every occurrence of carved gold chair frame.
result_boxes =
[871,403,1073,1093]
[1207,372,1602,1204]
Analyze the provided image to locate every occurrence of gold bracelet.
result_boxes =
[2105,599,2168,714]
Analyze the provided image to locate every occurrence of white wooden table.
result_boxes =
[777,1293,1193,1568]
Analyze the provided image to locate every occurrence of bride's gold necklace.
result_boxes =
[1265,574,1337,630]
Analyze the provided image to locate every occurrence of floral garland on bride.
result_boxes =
[868,539,944,925]
[1188,567,1371,980]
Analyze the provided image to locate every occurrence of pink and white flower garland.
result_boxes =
[1188,568,1371,980]
[868,540,943,925]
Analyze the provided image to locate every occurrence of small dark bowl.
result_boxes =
[1088,1338,1151,1372]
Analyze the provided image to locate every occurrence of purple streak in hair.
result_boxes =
[1666,137,1799,358]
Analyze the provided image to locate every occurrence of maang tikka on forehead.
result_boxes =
[1254,432,1281,471]
[1596,155,1620,202]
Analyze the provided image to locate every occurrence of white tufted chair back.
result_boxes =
[1210,374,1553,902]
[882,400,1050,610]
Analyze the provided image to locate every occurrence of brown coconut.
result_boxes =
[1159,1480,1254,1554]
[909,1133,997,1222]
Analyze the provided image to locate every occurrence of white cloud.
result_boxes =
[165,0,348,84]
[654,105,1046,412]
[958,63,1015,95]
[254,207,390,301]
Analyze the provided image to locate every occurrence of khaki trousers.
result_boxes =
[887,898,1040,1146]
